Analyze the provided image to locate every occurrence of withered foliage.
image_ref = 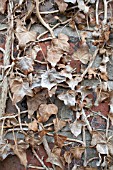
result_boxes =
[0,0,113,169]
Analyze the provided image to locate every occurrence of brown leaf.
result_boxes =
[27,89,48,118]
[54,134,67,148]
[58,90,76,106]
[47,33,70,67]
[11,141,29,167]
[15,19,37,48]
[72,44,92,64]
[38,104,58,122]
[16,56,34,75]
[10,77,33,104]
[0,0,7,14]
[55,0,68,13]
[53,118,66,132]
[64,151,72,164]
[70,146,85,159]
[46,152,64,169]
[28,119,38,131]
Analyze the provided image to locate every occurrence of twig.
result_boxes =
[40,10,59,14]
[0,1,12,117]
[81,49,98,78]
[35,0,55,38]
[96,0,99,25]
[82,109,92,134]
[83,126,87,167]
[86,157,99,165]
[103,0,108,25]
[0,47,5,54]
[28,164,45,169]
[106,117,109,138]
[9,91,23,131]
[32,148,49,170]
[47,133,85,145]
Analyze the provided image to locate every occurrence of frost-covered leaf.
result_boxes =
[41,68,66,90]
[58,90,76,106]
[47,33,70,67]
[10,77,33,104]
[38,104,58,122]
[15,19,37,48]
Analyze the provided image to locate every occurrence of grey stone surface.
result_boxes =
[82,79,113,90]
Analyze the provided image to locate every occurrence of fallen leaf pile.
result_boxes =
[0,0,113,169]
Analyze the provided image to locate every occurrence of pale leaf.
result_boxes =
[58,90,76,106]
[15,19,37,48]
[41,68,66,90]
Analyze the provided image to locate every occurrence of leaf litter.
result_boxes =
[0,0,113,169]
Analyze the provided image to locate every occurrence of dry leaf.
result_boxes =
[27,89,48,118]
[70,120,86,137]
[77,0,89,13]
[64,0,76,4]
[46,152,64,169]
[0,140,12,160]
[28,119,38,131]
[70,146,85,159]
[11,140,29,167]
[38,104,58,122]
[55,0,68,13]
[10,77,33,104]
[58,90,76,106]
[53,118,66,132]
[15,19,36,48]
[64,151,72,164]
[47,33,70,67]
[0,0,7,14]
[41,68,66,90]
[54,134,67,148]
[72,44,92,64]
[67,77,82,90]
[96,143,108,155]
[91,131,106,146]
[16,56,34,75]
